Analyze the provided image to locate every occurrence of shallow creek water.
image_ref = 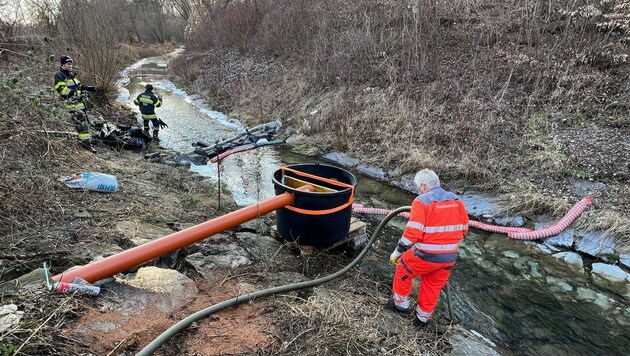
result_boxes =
[117,54,630,356]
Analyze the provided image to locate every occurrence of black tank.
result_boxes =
[272,164,357,248]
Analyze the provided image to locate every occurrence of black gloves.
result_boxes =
[157,119,168,129]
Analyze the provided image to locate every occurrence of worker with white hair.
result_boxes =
[388,169,469,328]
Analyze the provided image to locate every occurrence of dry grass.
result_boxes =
[0,288,87,356]
[261,275,454,356]
[576,210,630,248]
[496,181,573,218]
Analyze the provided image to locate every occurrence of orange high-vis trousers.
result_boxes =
[392,251,454,320]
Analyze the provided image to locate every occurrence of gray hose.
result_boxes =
[137,206,411,355]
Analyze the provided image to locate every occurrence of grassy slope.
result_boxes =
[0,43,237,354]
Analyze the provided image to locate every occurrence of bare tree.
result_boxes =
[131,0,168,43]
[57,0,125,91]
[169,0,192,21]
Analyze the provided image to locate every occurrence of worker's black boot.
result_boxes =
[387,298,410,314]
[79,139,97,154]
[413,316,430,329]
[152,129,160,142]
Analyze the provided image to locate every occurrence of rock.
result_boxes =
[320,151,360,168]
[536,244,555,254]
[528,261,543,278]
[459,193,502,218]
[391,173,419,194]
[235,232,282,260]
[493,216,526,227]
[0,304,23,333]
[461,244,483,256]
[576,287,597,301]
[575,231,616,257]
[541,227,574,249]
[546,276,573,292]
[503,251,520,259]
[114,266,197,309]
[285,134,320,156]
[115,221,174,246]
[542,243,561,252]
[450,328,500,356]
[591,263,630,282]
[237,218,269,234]
[356,164,386,180]
[594,293,612,309]
[570,178,606,196]
[590,263,630,298]
[185,244,252,279]
[70,267,198,343]
[620,254,630,269]
[552,252,584,269]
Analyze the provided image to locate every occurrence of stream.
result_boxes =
[117,53,630,356]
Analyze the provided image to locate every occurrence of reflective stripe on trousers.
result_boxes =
[392,293,410,309]
[416,306,433,322]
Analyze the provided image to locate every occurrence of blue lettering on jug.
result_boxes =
[97,184,116,191]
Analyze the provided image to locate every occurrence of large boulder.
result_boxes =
[590,263,630,298]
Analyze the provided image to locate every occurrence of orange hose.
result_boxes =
[53,186,313,283]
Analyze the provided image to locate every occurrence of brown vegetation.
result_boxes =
[174,0,630,245]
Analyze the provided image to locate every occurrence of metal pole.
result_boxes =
[444,281,456,322]
[217,156,221,210]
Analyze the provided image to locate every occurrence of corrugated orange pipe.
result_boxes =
[53,186,313,283]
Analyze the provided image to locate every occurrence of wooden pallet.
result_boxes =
[271,217,367,255]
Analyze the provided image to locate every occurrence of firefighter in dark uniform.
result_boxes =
[54,55,97,153]
[133,84,164,141]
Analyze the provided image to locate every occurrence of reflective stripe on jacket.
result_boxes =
[134,91,162,119]
[54,69,85,110]
[396,186,468,263]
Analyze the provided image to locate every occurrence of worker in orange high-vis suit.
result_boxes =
[388,169,468,328]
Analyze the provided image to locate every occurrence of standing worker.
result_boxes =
[134,84,166,142]
[54,55,97,153]
[388,169,468,328]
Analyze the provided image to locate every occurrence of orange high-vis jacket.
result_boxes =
[396,186,469,263]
